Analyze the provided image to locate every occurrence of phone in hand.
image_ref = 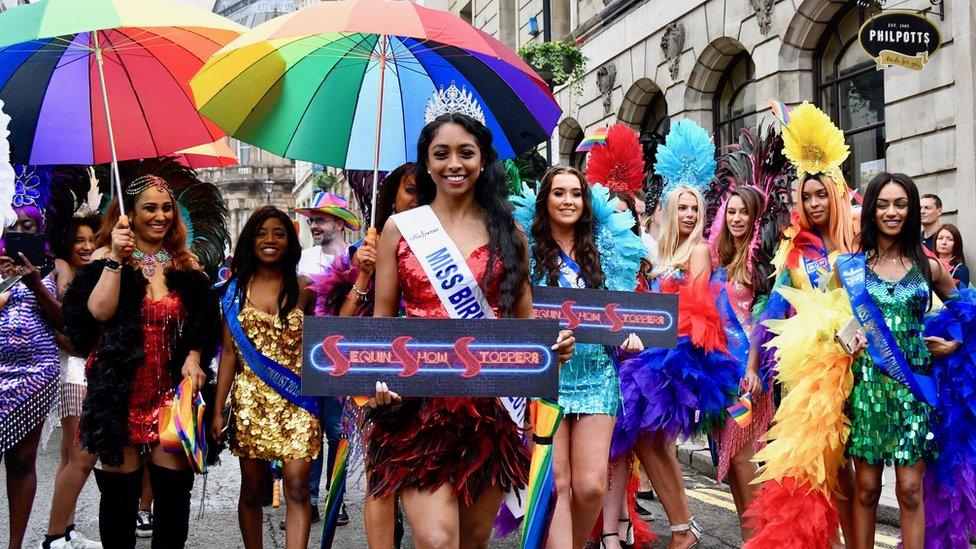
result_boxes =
[836,316,861,355]
[3,232,49,268]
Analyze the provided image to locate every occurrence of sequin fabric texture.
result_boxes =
[125,292,186,446]
[58,352,87,418]
[559,343,620,415]
[0,276,59,452]
[230,306,321,462]
[847,265,936,466]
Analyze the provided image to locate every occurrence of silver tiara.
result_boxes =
[424,83,486,125]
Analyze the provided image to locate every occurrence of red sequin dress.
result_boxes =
[366,240,530,505]
[126,293,185,446]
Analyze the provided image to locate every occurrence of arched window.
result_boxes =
[713,53,757,147]
[640,92,670,136]
[816,5,885,190]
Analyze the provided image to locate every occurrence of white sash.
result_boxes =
[392,205,496,320]
[393,206,528,519]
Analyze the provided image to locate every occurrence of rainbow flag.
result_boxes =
[319,438,350,549]
[160,377,208,474]
[727,392,753,428]
[575,126,609,152]
[768,99,791,125]
[521,400,564,549]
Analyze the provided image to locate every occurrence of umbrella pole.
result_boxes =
[369,34,389,229]
[93,31,125,216]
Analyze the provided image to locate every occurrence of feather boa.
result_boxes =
[610,276,740,457]
[63,262,222,466]
[511,183,644,292]
[922,288,976,548]
[743,284,854,548]
[308,252,369,317]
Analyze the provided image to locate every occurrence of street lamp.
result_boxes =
[264,178,274,203]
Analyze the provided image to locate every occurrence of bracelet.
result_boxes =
[352,283,369,301]
[104,258,122,272]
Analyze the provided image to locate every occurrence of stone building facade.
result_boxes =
[458,0,975,250]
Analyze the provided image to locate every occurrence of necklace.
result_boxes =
[132,248,172,277]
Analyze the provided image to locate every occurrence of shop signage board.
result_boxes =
[859,11,941,70]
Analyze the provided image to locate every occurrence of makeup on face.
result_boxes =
[546,173,584,228]
[427,123,483,197]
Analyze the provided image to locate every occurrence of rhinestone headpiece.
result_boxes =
[424,83,486,125]
[125,175,172,197]
[13,165,42,208]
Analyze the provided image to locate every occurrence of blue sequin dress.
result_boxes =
[847,264,936,466]
[551,256,621,415]
[0,275,59,452]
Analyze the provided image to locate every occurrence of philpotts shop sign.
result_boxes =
[859,11,941,71]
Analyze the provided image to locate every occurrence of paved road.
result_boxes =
[2,426,904,548]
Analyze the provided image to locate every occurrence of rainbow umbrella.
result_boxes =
[575,126,609,152]
[159,377,208,474]
[319,438,350,549]
[521,399,564,549]
[190,0,561,226]
[0,0,244,212]
[175,139,238,169]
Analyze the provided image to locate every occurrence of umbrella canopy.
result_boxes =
[190,0,561,171]
[175,139,238,169]
[0,0,246,166]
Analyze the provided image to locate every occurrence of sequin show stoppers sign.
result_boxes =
[531,286,678,348]
[302,317,560,398]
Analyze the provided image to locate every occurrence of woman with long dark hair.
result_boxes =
[511,166,644,548]
[843,172,959,548]
[62,175,221,549]
[42,213,103,549]
[366,112,574,549]
[211,206,319,549]
[308,164,418,549]
[933,223,969,288]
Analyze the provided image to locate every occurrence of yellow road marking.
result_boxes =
[697,487,735,501]
[874,532,899,547]
[685,488,738,512]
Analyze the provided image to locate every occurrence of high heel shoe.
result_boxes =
[600,532,620,549]
[670,517,702,548]
[618,517,634,548]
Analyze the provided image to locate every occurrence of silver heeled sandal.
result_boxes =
[670,517,702,548]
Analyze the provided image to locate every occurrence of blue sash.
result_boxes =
[713,269,750,367]
[221,278,320,417]
[836,254,938,407]
[557,251,584,289]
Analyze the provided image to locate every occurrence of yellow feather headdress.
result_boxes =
[779,102,849,192]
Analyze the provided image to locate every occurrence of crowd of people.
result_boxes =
[1,92,975,549]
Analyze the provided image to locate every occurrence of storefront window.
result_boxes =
[817,5,885,191]
[714,53,757,147]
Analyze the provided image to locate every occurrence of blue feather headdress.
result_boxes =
[653,119,716,199]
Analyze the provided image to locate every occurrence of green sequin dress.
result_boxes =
[846,264,937,466]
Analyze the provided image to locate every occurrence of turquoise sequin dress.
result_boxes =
[846,264,937,466]
[510,184,645,417]
[553,255,620,415]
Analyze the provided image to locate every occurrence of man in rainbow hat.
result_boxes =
[295,191,361,278]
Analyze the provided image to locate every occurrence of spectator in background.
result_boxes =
[921,193,943,250]
[935,223,970,288]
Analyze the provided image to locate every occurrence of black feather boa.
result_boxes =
[63,261,221,466]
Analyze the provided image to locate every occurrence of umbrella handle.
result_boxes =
[93,31,125,216]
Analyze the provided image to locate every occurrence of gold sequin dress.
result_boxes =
[229,306,321,461]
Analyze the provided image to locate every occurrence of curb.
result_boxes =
[675,441,901,529]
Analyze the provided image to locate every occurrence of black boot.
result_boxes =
[93,467,142,549]
[148,463,195,549]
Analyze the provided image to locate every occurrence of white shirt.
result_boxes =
[298,247,335,278]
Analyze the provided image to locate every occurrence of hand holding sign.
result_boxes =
[367,381,402,409]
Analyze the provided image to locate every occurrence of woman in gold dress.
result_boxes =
[212,206,320,549]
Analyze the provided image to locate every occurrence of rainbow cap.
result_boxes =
[295,191,361,231]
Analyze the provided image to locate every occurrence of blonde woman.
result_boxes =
[607,120,740,549]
